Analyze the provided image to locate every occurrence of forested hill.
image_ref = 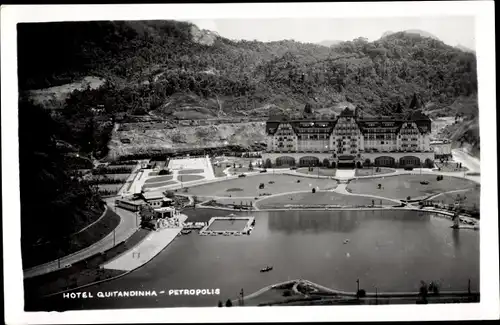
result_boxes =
[18,20,477,119]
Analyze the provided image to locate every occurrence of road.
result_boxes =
[452,148,480,172]
[23,198,139,279]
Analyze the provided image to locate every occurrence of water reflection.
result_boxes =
[268,210,359,233]
[267,210,433,234]
[452,228,461,249]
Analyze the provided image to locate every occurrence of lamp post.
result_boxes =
[375,287,378,305]
[356,279,360,296]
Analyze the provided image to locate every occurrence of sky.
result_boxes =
[188,16,476,49]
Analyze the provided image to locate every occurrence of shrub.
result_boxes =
[164,191,175,198]
[158,169,171,175]
[312,188,316,193]
[218,300,223,307]
[356,289,366,298]
[225,299,232,307]
[282,290,292,297]
[407,196,411,201]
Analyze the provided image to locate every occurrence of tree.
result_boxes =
[158,169,171,175]
[225,299,232,307]
[312,188,316,194]
[218,300,223,307]
[264,158,272,169]
[304,102,313,114]
[396,102,403,114]
[248,162,253,171]
[164,191,175,199]
[377,184,382,189]
[419,281,429,304]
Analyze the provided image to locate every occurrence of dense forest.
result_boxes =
[17,21,478,263]
[18,20,477,114]
[19,99,105,267]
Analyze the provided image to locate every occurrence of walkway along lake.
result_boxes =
[32,209,479,310]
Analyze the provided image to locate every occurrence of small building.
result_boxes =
[142,191,172,208]
[431,140,452,158]
[154,206,180,219]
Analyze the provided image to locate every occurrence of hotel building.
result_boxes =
[263,107,435,168]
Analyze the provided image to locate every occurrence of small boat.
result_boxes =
[260,266,273,272]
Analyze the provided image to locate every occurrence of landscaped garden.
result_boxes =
[186,174,337,198]
[178,174,205,182]
[144,175,174,183]
[142,180,178,190]
[178,169,205,174]
[354,167,395,177]
[256,191,396,209]
[296,167,337,177]
[346,174,478,200]
[431,187,480,210]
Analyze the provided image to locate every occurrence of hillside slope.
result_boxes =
[18,20,479,158]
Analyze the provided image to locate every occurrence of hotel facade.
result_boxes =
[263,108,435,168]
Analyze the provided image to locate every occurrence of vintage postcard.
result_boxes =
[1,1,498,324]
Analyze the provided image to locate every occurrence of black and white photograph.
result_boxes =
[2,1,498,323]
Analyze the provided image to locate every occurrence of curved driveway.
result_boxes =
[23,198,139,279]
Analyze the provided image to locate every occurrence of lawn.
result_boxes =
[432,188,480,209]
[178,169,205,174]
[142,180,178,190]
[229,167,256,174]
[256,191,396,209]
[98,184,124,192]
[354,167,395,177]
[149,171,159,176]
[178,174,205,182]
[187,174,338,198]
[144,175,174,183]
[202,197,258,205]
[346,175,478,200]
[296,167,337,177]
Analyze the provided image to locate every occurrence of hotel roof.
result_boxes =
[142,191,165,200]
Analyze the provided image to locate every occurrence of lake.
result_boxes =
[32,209,479,310]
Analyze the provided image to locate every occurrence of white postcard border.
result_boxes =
[1,1,498,323]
